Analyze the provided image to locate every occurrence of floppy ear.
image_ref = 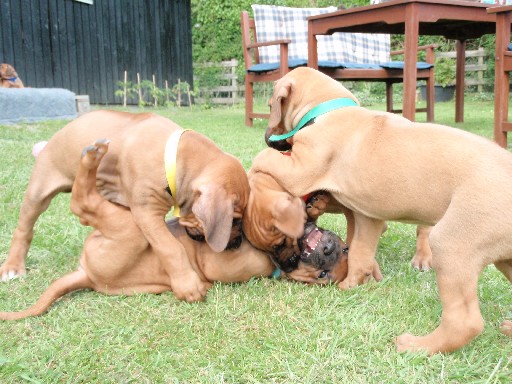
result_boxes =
[272,194,306,239]
[192,185,234,253]
[268,79,293,130]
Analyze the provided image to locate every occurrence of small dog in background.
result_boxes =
[0,63,24,88]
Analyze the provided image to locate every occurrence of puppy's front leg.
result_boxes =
[338,213,385,289]
[251,147,322,198]
[130,206,208,303]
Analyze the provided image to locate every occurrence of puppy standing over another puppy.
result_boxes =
[0,63,24,88]
[0,111,249,303]
[251,67,512,354]
[0,141,275,320]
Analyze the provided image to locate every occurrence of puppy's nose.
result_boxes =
[323,239,336,255]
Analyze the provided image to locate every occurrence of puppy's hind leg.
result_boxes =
[70,139,110,228]
[1,149,75,281]
[495,259,512,283]
[494,259,512,337]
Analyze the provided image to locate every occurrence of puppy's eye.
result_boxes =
[318,270,329,279]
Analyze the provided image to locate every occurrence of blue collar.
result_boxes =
[6,76,17,82]
[268,97,358,142]
[271,268,282,279]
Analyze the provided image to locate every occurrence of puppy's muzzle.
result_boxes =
[271,222,344,273]
[264,130,292,151]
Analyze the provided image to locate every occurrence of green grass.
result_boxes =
[1,96,511,383]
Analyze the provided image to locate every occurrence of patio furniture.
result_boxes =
[488,5,512,148]
[307,0,497,123]
[241,5,436,127]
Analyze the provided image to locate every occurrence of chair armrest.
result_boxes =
[391,44,438,64]
[248,39,291,49]
[390,44,438,56]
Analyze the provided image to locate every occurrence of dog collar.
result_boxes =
[6,76,17,82]
[164,129,190,217]
[268,97,358,142]
[271,268,282,279]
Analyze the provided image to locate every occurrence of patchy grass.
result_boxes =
[0,95,511,383]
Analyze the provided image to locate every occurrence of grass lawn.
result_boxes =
[0,95,511,383]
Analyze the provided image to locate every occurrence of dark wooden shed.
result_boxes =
[0,0,193,104]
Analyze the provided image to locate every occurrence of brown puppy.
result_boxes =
[243,171,381,284]
[0,63,24,88]
[250,67,512,354]
[0,111,249,303]
[0,141,273,320]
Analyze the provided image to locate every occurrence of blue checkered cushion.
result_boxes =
[251,4,391,66]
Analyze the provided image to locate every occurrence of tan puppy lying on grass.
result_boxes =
[250,67,512,354]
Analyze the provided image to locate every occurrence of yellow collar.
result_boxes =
[164,129,189,217]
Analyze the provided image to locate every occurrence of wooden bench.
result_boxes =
[241,5,435,127]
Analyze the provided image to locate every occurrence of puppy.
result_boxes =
[0,63,24,88]
[243,171,382,284]
[0,140,274,320]
[0,110,249,303]
[250,67,512,354]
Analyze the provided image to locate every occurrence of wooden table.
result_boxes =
[307,0,497,122]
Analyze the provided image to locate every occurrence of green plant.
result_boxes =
[434,57,456,87]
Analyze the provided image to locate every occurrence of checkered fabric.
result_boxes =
[251,4,391,66]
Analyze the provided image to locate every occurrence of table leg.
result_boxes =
[455,40,466,123]
[308,23,319,70]
[494,11,510,148]
[403,4,419,121]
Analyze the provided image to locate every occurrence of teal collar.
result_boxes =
[271,268,282,279]
[268,97,358,142]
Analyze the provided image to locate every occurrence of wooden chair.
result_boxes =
[241,7,436,127]
[488,5,512,148]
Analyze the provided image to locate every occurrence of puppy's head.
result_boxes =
[272,221,348,284]
[179,154,250,253]
[264,67,359,150]
[244,171,348,284]
[0,63,17,79]
[243,171,306,253]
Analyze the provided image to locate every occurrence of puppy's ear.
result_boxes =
[192,185,234,252]
[272,194,306,239]
[268,78,293,130]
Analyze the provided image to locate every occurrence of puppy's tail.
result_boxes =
[0,268,92,320]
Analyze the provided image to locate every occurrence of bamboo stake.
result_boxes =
[152,74,158,107]
[165,80,170,105]
[137,73,142,105]
[123,70,127,107]
[177,78,181,108]
[186,82,192,109]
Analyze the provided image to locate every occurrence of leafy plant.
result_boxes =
[434,57,456,88]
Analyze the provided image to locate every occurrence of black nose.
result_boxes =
[266,137,292,151]
[323,239,336,255]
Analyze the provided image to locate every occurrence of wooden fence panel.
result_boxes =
[0,0,193,105]
[436,48,488,91]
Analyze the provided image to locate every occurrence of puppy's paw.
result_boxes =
[0,262,26,282]
[170,272,209,303]
[500,320,512,337]
[81,139,110,169]
[305,191,330,221]
[410,251,432,271]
